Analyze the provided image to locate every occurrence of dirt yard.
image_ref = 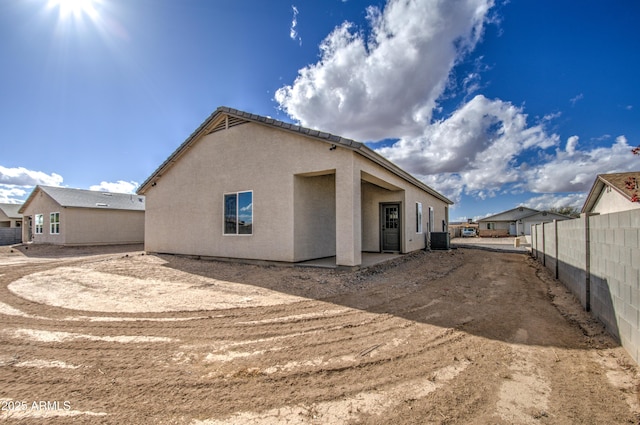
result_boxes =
[0,244,638,424]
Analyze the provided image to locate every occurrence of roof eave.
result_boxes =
[137,107,453,205]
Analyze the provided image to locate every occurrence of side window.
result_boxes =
[416,202,422,233]
[224,191,253,235]
[50,212,60,234]
[428,207,434,232]
[35,214,43,234]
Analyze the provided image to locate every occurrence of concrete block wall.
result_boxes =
[532,210,640,363]
[0,228,21,246]
[543,221,558,278]
[589,211,640,358]
[556,215,589,308]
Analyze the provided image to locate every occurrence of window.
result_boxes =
[224,191,253,235]
[428,207,434,232]
[416,202,422,233]
[487,222,495,230]
[35,214,43,234]
[50,212,60,234]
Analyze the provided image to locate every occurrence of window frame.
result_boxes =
[428,207,434,232]
[50,212,60,235]
[35,214,43,234]
[223,190,253,236]
[416,202,423,234]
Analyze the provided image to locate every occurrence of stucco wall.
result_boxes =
[361,182,403,252]
[63,208,144,245]
[144,123,356,262]
[592,187,640,214]
[21,189,144,246]
[144,121,449,264]
[20,190,66,244]
[293,174,336,261]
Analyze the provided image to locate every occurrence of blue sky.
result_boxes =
[1,0,639,221]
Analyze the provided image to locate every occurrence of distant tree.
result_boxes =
[548,206,580,218]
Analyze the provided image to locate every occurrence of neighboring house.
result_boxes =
[0,203,23,246]
[138,106,453,267]
[0,203,22,228]
[19,186,145,246]
[582,172,640,214]
[478,206,570,237]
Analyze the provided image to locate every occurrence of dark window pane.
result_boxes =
[224,194,237,234]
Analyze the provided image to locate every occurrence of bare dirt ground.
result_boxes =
[0,243,639,424]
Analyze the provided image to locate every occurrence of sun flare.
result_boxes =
[48,0,99,20]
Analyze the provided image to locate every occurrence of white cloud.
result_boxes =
[0,165,63,203]
[275,0,638,208]
[0,165,63,187]
[89,180,139,194]
[565,135,579,155]
[524,193,587,212]
[569,93,584,106]
[289,5,301,45]
[377,94,559,193]
[0,187,28,204]
[523,136,636,193]
[276,0,495,141]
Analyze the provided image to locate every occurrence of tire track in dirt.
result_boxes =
[1,246,639,424]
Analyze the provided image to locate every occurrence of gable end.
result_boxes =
[207,115,250,135]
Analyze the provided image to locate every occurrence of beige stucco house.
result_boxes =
[138,107,453,267]
[582,172,640,214]
[0,203,23,246]
[478,206,570,237]
[19,186,145,246]
[0,203,22,228]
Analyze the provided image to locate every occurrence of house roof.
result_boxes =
[478,206,571,223]
[0,203,23,219]
[478,206,540,222]
[137,106,453,205]
[581,172,640,213]
[18,186,145,213]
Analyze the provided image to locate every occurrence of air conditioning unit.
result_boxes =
[430,232,450,250]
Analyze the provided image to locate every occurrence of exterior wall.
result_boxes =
[144,122,357,262]
[478,222,510,237]
[144,121,449,265]
[522,219,546,236]
[293,174,335,261]
[358,169,447,254]
[542,221,557,280]
[20,189,144,246]
[592,186,640,214]
[361,182,403,252]
[556,216,588,307]
[0,228,21,245]
[20,190,66,244]
[532,210,640,363]
[63,208,144,245]
[0,211,21,228]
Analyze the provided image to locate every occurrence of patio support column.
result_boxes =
[335,160,361,267]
